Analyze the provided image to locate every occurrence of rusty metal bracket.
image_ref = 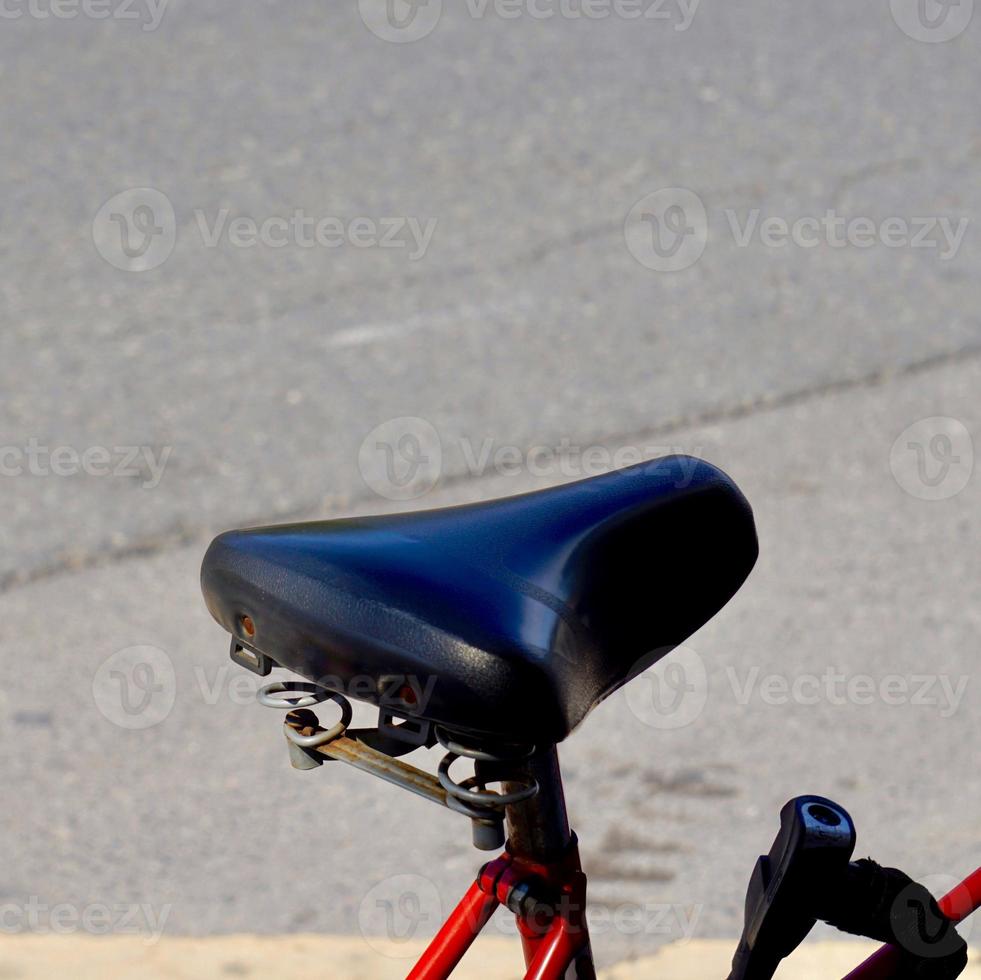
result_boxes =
[255,679,537,851]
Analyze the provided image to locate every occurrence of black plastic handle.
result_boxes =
[728,795,857,980]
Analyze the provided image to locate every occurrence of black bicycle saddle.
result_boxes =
[201,456,758,744]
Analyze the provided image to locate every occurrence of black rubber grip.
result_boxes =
[818,859,968,979]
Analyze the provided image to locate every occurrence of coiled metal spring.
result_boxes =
[258,680,352,749]
[435,726,539,815]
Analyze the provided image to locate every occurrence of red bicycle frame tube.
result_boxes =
[406,881,500,980]
[408,840,594,980]
[844,866,981,980]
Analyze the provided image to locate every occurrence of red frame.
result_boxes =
[407,838,594,980]
[406,845,981,979]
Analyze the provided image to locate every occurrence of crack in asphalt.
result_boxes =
[3,339,979,597]
[11,144,974,346]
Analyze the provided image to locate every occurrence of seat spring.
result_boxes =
[434,726,540,820]
[257,680,353,748]
[256,683,539,816]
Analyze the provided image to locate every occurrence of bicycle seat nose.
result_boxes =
[201,456,758,744]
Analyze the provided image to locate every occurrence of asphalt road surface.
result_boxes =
[2,0,980,968]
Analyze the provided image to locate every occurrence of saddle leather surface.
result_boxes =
[201,456,758,743]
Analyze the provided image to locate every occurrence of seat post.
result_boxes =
[503,744,571,863]
[501,746,597,978]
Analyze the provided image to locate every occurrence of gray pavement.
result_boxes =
[1,0,980,969]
